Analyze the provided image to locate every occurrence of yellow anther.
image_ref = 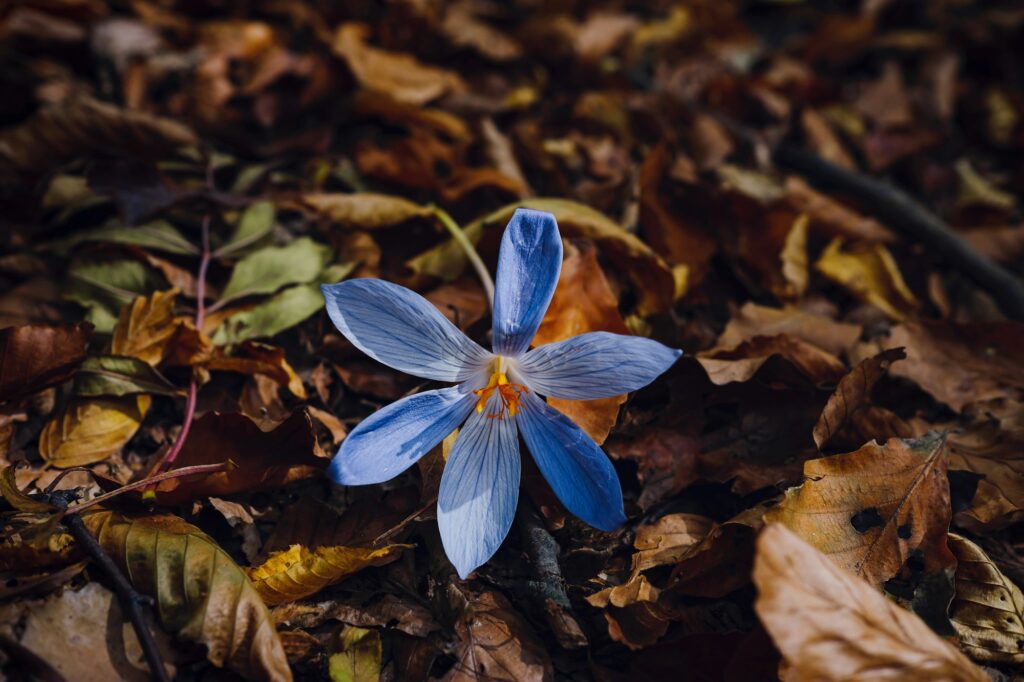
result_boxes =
[473,369,527,420]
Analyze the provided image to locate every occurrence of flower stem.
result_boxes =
[430,206,495,308]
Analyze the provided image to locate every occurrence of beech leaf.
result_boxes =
[754,524,988,682]
[82,510,291,681]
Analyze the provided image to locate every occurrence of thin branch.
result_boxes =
[710,111,1024,320]
[50,494,170,682]
[431,206,495,307]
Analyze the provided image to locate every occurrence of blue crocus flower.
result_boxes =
[321,208,681,578]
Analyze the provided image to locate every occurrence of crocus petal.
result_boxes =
[516,331,682,400]
[328,378,482,486]
[492,208,562,357]
[437,397,520,579]
[517,391,625,531]
[322,279,491,382]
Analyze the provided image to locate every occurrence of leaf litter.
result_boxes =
[1,1,1024,681]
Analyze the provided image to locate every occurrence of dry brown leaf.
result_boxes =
[533,242,630,444]
[0,322,92,403]
[948,533,1024,665]
[246,543,408,605]
[0,465,56,513]
[800,108,857,170]
[39,395,150,468]
[697,334,847,386]
[441,5,523,61]
[207,342,306,399]
[813,348,911,449]
[779,213,809,300]
[153,410,326,505]
[784,176,897,243]
[332,23,465,105]
[764,435,955,587]
[446,583,554,682]
[815,238,918,320]
[754,524,988,682]
[667,504,767,599]
[885,321,1024,413]
[947,401,1024,532]
[0,97,197,182]
[717,303,862,357]
[111,289,210,367]
[83,510,291,681]
[300,192,432,230]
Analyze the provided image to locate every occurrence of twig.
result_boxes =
[62,461,230,516]
[516,498,588,649]
[50,493,170,682]
[711,112,1024,320]
[430,206,495,307]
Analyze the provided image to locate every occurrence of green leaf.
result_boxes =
[213,284,326,344]
[64,257,161,333]
[75,355,181,397]
[52,219,198,256]
[219,237,329,303]
[216,201,276,258]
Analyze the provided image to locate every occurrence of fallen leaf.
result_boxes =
[764,434,955,587]
[947,401,1024,532]
[55,219,198,257]
[328,626,381,682]
[885,321,1024,413]
[39,395,151,468]
[153,410,326,505]
[65,254,161,333]
[213,283,336,344]
[716,303,861,357]
[948,533,1024,665]
[219,237,332,303]
[207,342,307,399]
[332,23,465,105]
[74,355,180,397]
[779,213,809,299]
[0,322,91,403]
[697,334,847,386]
[954,159,1016,212]
[813,348,911,449]
[301,193,433,230]
[0,581,176,682]
[0,465,57,513]
[753,524,988,682]
[216,201,275,258]
[111,289,209,367]
[83,510,291,681]
[247,543,408,605]
[784,176,898,243]
[446,583,554,682]
[533,242,630,443]
[815,238,919,320]
[0,97,198,183]
[441,5,523,61]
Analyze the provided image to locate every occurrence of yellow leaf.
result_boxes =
[301,192,432,229]
[815,238,918,320]
[111,289,210,367]
[949,533,1024,665]
[764,435,954,586]
[955,158,1016,211]
[0,465,56,513]
[39,395,150,468]
[246,543,409,605]
[779,213,809,299]
[328,627,381,682]
[754,524,988,682]
[82,510,291,681]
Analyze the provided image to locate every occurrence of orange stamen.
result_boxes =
[473,370,528,420]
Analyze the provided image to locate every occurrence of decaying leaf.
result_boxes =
[0,465,56,513]
[153,410,326,505]
[111,289,210,367]
[754,524,988,682]
[446,583,554,682]
[813,348,910,449]
[246,543,408,605]
[533,242,630,444]
[815,238,918,320]
[83,510,291,681]
[764,434,955,587]
[328,626,382,682]
[697,334,847,386]
[716,303,861,358]
[301,192,432,229]
[948,533,1024,665]
[39,395,151,468]
[0,322,92,403]
[332,23,465,105]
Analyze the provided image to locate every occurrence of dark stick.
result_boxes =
[770,142,1024,320]
[51,496,170,682]
[516,499,588,649]
[709,110,1024,320]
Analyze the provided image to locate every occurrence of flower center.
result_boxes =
[473,361,528,420]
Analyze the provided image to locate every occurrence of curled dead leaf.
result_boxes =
[246,543,409,605]
[697,334,847,386]
[82,510,291,681]
[764,434,955,587]
[0,322,92,403]
[754,524,988,682]
[815,238,918,320]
